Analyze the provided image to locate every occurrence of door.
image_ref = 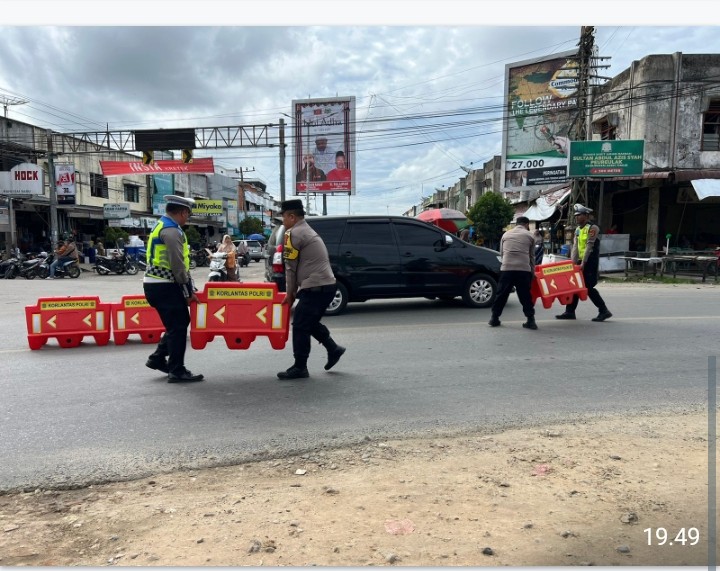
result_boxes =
[393,220,463,294]
[338,220,403,296]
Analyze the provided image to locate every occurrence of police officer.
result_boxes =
[489,216,538,330]
[556,204,613,322]
[144,195,204,382]
[277,199,345,380]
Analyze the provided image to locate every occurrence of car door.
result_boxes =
[337,220,403,296]
[393,220,463,294]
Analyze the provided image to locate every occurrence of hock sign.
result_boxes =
[568,140,644,177]
[0,163,45,196]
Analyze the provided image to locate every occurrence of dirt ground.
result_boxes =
[0,407,715,567]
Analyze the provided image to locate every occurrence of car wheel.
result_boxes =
[461,273,497,308]
[325,282,349,316]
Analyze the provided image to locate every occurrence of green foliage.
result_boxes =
[467,192,515,249]
[183,225,201,246]
[103,227,129,247]
[240,217,263,237]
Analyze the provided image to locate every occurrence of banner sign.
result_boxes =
[0,163,45,196]
[568,140,645,177]
[103,203,132,219]
[502,51,578,188]
[292,97,356,196]
[194,199,223,217]
[100,157,215,177]
[55,163,76,205]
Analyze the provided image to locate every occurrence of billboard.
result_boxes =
[55,163,76,205]
[502,50,578,189]
[292,97,355,196]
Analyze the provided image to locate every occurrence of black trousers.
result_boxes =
[491,270,535,319]
[566,261,607,313]
[144,283,191,376]
[291,286,336,367]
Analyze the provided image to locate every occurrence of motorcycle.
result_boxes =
[0,252,45,280]
[37,253,81,279]
[191,248,209,268]
[207,250,230,282]
[94,248,139,275]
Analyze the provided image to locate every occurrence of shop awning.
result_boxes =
[523,186,572,221]
[690,179,720,200]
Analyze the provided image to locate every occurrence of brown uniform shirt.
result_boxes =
[282,218,335,295]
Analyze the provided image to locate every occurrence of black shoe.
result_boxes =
[555,312,576,320]
[522,320,538,330]
[145,358,169,374]
[488,317,501,327]
[167,370,204,383]
[325,346,346,371]
[277,366,310,380]
[591,310,613,322]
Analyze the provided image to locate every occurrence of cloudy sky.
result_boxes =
[2,1,719,215]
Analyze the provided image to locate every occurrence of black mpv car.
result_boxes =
[265,215,501,316]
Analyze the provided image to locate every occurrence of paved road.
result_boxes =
[0,265,717,492]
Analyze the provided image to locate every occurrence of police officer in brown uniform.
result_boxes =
[277,199,345,380]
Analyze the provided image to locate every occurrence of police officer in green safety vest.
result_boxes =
[556,204,613,322]
[143,195,204,382]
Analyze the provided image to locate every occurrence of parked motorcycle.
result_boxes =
[37,253,81,279]
[191,248,209,268]
[207,251,230,282]
[0,252,45,279]
[94,248,139,275]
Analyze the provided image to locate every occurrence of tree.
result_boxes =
[103,227,129,248]
[467,192,514,250]
[183,225,201,248]
[239,216,263,237]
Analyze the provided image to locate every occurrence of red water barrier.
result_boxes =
[190,281,290,350]
[110,295,165,345]
[531,261,588,309]
[25,296,112,350]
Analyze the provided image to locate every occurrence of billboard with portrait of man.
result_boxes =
[292,96,356,196]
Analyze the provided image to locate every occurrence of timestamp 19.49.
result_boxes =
[644,527,700,546]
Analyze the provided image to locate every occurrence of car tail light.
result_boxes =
[272,245,284,273]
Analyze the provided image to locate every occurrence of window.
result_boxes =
[394,222,441,247]
[701,100,720,151]
[308,219,345,244]
[124,183,140,203]
[344,222,393,246]
[595,118,617,140]
[90,173,108,198]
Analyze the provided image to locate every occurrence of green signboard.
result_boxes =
[568,140,644,177]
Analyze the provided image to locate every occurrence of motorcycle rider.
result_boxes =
[46,237,78,279]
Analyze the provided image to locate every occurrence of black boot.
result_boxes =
[592,309,613,322]
[488,315,501,327]
[321,337,346,371]
[522,317,538,330]
[555,311,576,320]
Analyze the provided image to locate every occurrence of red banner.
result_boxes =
[100,158,215,177]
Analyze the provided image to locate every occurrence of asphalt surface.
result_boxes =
[0,262,717,492]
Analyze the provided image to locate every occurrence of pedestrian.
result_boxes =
[533,229,544,266]
[556,204,613,322]
[489,216,538,330]
[143,195,204,383]
[277,199,345,380]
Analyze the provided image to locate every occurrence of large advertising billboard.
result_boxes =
[292,97,355,196]
[502,50,578,189]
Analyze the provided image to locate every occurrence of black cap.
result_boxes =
[280,199,306,215]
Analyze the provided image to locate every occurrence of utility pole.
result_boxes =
[569,25,595,214]
[279,118,286,203]
[46,130,60,247]
[2,96,27,257]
